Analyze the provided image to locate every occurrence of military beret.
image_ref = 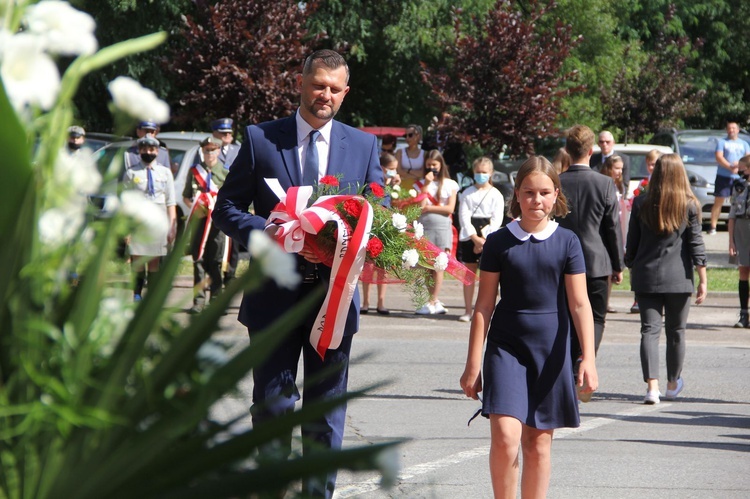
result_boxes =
[137,136,160,148]
[138,120,159,130]
[68,125,85,137]
[200,136,223,148]
[211,118,233,132]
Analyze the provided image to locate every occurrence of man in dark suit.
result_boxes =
[557,125,624,365]
[590,130,631,188]
[212,50,382,498]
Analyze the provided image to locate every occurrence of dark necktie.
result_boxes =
[303,130,320,185]
[206,170,212,192]
[147,167,155,196]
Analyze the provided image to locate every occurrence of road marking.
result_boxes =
[334,403,667,498]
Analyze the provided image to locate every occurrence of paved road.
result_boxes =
[201,228,749,498]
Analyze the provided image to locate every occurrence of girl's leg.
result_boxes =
[664,293,691,386]
[520,425,554,499]
[376,283,387,311]
[489,415,522,499]
[737,266,750,327]
[361,282,371,310]
[463,262,478,316]
[637,293,665,394]
[430,269,444,304]
[132,255,146,299]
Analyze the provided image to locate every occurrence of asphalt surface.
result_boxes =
[195,229,749,498]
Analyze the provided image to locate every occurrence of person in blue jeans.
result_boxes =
[709,121,750,234]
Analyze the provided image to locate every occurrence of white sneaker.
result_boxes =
[433,301,447,314]
[415,303,435,315]
[664,377,684,400]
[458,313,471,322]
[644,390,661,405]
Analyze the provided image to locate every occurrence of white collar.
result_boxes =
[296,109,333,145]
[507,219,559,241]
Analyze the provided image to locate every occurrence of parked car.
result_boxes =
[649,128,750,224]
[591,143,673,197]
[91,134,207,236]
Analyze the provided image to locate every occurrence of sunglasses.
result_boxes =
[405,133,417,138]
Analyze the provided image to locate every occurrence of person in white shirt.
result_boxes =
[415,149,459,315]
[457,157,505,322]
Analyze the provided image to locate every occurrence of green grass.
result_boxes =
[621,268,737,292]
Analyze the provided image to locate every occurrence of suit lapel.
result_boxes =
[277,116,301,186]
[326,121,347,178]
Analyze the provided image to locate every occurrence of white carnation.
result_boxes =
[39,201,86,247]
[119,190,169,242]
[25,0,98,56]
[392,184,401,192]
[108,76,170,124]
[412,221,424,240]
[434,252,449,271]
[54,149,101,196]
[248,230,300,289]
[0,33,60,111]
[402,249,419,268]
[409,189,418,198]
[391,213,407,232]
[390,191,399,199]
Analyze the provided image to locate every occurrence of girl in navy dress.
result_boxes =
[460,156,598,498]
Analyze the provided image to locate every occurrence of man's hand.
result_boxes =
[612,271,623,285]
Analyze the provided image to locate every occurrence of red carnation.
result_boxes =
[320,175,339,187]
[343,199,363,218]
[370,182,385,198]
[366,236,384,258]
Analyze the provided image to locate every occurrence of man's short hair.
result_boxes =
[303,49,349,83]
[565,125,595,160]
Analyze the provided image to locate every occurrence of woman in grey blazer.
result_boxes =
[625,154,708,404]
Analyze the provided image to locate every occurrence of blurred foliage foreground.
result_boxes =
[0,2,396,497]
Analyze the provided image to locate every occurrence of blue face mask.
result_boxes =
[385,169,397,178]
[474,173,490,185]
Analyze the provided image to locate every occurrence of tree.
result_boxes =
[600,6,703,141]
[420,0,582,156]
[169,0,320,129]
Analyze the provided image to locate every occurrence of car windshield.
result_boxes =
[678,132,750,164]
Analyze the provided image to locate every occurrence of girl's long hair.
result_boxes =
[424,149,449,193]
[640,153,699,234]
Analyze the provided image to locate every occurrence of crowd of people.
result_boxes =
[73,48,746,498]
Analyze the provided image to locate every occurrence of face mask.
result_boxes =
[474,173,490,185]
[140,153,157,164]
[427,168,439,176]
[385,169,397,178]
[67,142,82,151]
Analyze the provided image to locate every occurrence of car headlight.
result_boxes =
[688,172,710,188]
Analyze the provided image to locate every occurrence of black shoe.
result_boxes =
[734,310,748,328]
[188,304,204,315]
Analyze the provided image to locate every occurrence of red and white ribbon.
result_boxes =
[186,165,220,260]
[265,178,373,360]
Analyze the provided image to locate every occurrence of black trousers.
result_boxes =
[570,276,609,362]
[190,221,225,306]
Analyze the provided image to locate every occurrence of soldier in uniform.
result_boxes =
[210,117,242,285]
[183,136,230,313]
[728,154,750,327]
[67,125,87,154]
[121,136,177,301]
[124,121,172,171]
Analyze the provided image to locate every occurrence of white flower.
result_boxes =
[434,252,449,271]
[391,213,407,232]
[375,446,400,488]
[402,249,419,268]
[392,184,401,192]
[119,190,169,242]
[108,76,170,124]
[25,0,98,56]
[408,189,418,198]
[412,220,424,240]
[248,231,300,289]
[39,201,86,247]
[54,149,101,196]
[390,191,399,199]
[0,33,60,111]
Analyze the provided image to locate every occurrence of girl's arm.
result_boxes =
[424,188,457,216]
[460,270,499,400]
[695,265,707,305]
[565,272,598,393]
[728,217,737,256]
